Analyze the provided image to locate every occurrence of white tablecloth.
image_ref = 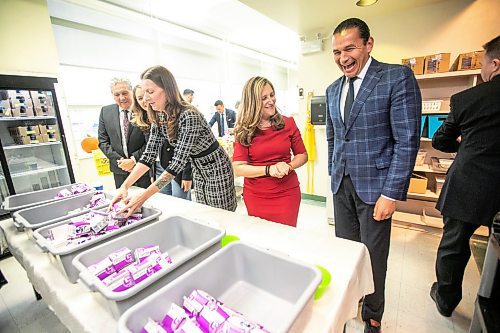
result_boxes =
[0,192,374,333]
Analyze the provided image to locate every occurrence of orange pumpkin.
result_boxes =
[81,136,99,153]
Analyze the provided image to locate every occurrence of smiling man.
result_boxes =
[98,78,150,189]
[325,18,422,332]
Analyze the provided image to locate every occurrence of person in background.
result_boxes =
[110,66,236,214]
[98,78,150,189]
[233,76,307,227]
[430,35,500,318]
[208,100,236,137]
[183,89,194,104]
[326,18,421,332]
[131,85,193,200]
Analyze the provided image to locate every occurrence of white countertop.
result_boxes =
[0,191,374,333]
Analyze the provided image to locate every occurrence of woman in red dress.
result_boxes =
[232,77,308,227]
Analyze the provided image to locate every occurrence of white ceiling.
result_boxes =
[238,0,454,35]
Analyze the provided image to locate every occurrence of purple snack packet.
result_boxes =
[175,318,204,333]
[88,192,108,208]
[161,303,189,332]
[88,256,116,280]
[55,188,72,198]
[129,259,157,284]
[135,245,161,263]
[141,318,168,333]
[88,214,108,233]
[68,221,92,238]
[102,269,134,292]
[196,303,230,333]
[71,183,92,194]
[188,289,218,309]
[108,247,134,272]
[218,314,255,333]
[183,296,204,318]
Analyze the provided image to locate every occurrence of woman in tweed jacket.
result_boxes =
[110,66,237,214]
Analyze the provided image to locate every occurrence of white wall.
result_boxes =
[296,0,500,197]
[0,0,59,77]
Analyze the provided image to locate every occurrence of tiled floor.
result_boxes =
[0,199,485,333]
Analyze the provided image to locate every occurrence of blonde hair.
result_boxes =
[130,84,150,132]
[234,76,284,146]
[140,66,198,141]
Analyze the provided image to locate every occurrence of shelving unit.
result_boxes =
[395,69,488,236]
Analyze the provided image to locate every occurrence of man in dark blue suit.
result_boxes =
[326,18,421,332]
[208,100,236,137]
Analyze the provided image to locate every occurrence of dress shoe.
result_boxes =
[430,282,452,317]
[364,320,381,333]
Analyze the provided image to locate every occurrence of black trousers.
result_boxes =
[333,175,391,323]
[113,173,151,190]
[435,216,480,313]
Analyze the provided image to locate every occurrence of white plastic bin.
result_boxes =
[1,183,95,231]
[73,216,225,318]
[14,192,113,239]
[33,205,161,283]
[118,242,322,333]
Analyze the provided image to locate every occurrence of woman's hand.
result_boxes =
[109,187,128,211]
[269,162,290,178]
[181,180,192,192]
[118,192,148,218]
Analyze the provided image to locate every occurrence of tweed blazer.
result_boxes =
[326,58,422,204]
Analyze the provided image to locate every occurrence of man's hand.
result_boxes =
[181,180,192,192]
[373,196,396,221]
[117,158,135,172]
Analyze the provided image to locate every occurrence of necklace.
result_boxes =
[258,119,271,129]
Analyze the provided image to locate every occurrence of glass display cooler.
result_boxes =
[0,75,75,217]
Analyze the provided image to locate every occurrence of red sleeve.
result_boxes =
[288,117,306,155]
[232,141,249,162]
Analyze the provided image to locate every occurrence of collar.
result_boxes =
[356,56,372,81]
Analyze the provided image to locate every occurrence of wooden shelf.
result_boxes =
[407,189,439,201]
[414,164,446,174]
[415,69,481,80]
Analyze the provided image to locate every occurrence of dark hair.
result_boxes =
[483,35,500,60]
[140,65,197,140]
[183,89,194,96]
[333,18,371,44]
[214,100,224,107]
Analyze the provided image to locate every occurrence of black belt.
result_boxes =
[191,141,220,159]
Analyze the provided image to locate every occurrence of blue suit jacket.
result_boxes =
[326,58,422,204]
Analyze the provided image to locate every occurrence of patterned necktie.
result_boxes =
[344,77,358,126]
[220,113,225,136]
[122,109,130,139]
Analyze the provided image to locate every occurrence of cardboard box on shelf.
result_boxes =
[452,50,484,71]
[408,173,428,194]
[402,56,425,75]
[12,135,31,145]
[435,174,446,196]
[40,133,57,143]
[424,53,451,74]
[8,126,37,137]
[8,90,35,117]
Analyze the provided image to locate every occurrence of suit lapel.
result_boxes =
[346,59,382,132]
[334,80,346,133]
[113,105,123,142]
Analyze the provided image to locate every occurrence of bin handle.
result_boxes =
[34,235,49,252]
[12,212,27,228]
[78,270,98,292]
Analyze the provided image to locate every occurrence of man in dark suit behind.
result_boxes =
[208,100,236,137]
[98,78,150,189]
[326,18,421,332]
[430,35,500,317]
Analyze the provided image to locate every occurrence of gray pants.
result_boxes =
[333,175,391,323]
